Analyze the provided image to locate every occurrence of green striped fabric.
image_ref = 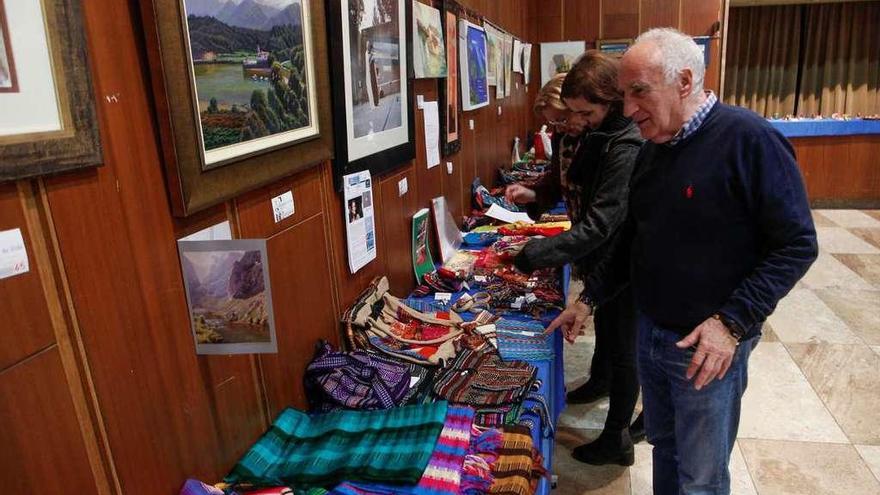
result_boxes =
[225,401,449,488]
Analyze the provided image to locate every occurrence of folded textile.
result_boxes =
[329,406,476,495]
[180,479,226,495]
[495,319,554,362]
[224,402,449,488]
[432,347,536,406]
[305,341,411,412]
[489,425,547,495]
[472,178,521,213]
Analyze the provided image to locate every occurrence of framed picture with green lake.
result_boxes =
[141,0,333,216]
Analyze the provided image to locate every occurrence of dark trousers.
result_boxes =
[589,285,639,431]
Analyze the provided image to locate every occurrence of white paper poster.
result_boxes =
[422,101,440,168]
[431,196,462,263]
[513,39,523,73]
[522,43,533,85]
[180,222,233,242]
[485,203,534,224]
[344,171,377,273]
[0,228,29,280]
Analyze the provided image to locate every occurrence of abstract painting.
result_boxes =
[539,41,585,86]
[459,19,488,111]
[411,0,446,78]
[179,239,278,354]
[181,0,319,168]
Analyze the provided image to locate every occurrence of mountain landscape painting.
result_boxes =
[182,0,317,168]
[179,240,277,354]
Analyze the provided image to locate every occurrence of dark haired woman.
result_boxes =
[506,51,644,466]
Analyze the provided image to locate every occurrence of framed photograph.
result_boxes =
[459,19,489,111]
[178,239,278,355]
[142,0,333,216]
[0,0,102,181]
[693,36,711,67]
[328,0,415,187]
[438,0,459,156]
[411,0,446,79]
[597,38,633,58]
[539,41,585,87]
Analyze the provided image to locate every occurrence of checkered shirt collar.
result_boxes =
[667,91,717,146]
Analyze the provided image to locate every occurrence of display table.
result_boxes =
[406,263,571,495]
[768,118,880,138]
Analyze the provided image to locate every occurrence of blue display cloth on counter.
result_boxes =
[768,118,880,137]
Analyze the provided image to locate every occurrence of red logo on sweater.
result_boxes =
[684,184,694,199]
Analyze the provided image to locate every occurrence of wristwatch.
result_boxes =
[713,313,745,343]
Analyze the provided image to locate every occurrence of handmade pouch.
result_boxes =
[305,341,410,412]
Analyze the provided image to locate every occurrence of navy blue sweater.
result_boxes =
[585,103,818,338]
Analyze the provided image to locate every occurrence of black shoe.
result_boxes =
[629,412,646,444]
[566,379,610,404]
[571,428,635,466]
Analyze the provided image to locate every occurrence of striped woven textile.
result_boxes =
[330,406,475,495]
[432,348,537,406]
[488,425,544,495]
[495,319,553,362]
[224,402,449,488]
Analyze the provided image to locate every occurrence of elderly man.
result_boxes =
[548,28,817,494]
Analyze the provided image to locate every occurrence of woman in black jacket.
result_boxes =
[506,51,644,466]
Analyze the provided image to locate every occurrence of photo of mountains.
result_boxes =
[185,0,302,31]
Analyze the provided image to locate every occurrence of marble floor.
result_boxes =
[554,209,880,495]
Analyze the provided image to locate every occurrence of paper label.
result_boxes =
[271,190,295,223]
[0,228,29,280]
[434,292,452,302]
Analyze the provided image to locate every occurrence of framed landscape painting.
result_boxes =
[0,0,102,181]
[328,0,415,186]
[539,41,585,87]
[438,0,459,155]
[142,0,333,216]
[597,38,632,58]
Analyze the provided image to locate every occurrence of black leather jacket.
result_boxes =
[514,111,643,277]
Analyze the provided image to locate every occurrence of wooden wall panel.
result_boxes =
[563,0,601,42]
[235,166,325,239]
[0,184,56,370]
[680,0,721,36]
[602,0,641,39]
[378,166,420,297]
[641,0,681,31]
[791,136,880,207]
[412,79,444,208]
[257,215,340,416]
[0,348,99,494]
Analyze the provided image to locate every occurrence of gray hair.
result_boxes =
[634,28,704,96]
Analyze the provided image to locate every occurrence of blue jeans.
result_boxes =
[637,313,759,495]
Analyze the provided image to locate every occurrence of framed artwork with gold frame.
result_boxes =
[141,0,333,216]
[597,38,633,58]
[0,0,102,182]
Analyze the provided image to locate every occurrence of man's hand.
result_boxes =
[675,317,738,390]
[546,300,592,343]
[505,184,537,204]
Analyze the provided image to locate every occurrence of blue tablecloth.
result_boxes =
[768,118,880,137]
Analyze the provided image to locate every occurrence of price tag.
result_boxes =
[434,292,452,302]
[0,229,29,280]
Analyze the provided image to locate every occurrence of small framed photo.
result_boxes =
[597,38,633,58]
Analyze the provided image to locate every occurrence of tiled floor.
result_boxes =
[554,209,880,495]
